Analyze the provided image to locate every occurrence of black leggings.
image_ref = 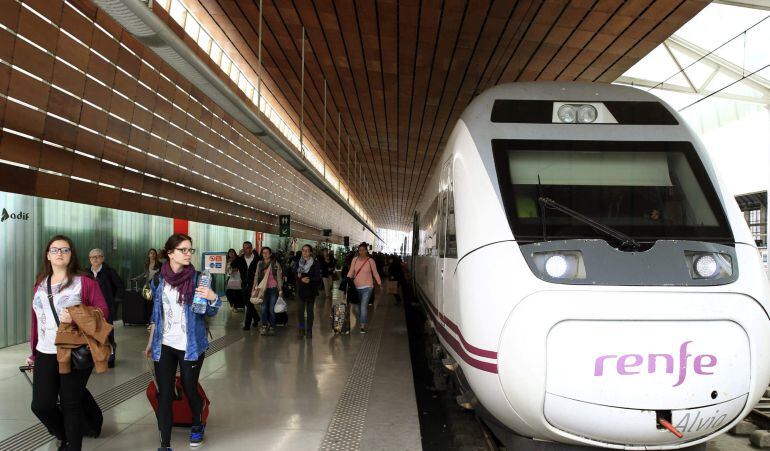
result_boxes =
[225,289,243,309]
[297,296,315,330]
[154,345,205,447]
[31,352,92,450]
[243,288,260,328]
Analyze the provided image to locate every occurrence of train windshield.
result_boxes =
[492,140,734,245]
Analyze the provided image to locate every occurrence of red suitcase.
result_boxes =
[146,374,210,426]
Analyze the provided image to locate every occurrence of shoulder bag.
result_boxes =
[346,258,370,305]
[250,263,269,305]
[47,278,94,371]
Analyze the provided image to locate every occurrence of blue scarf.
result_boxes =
[297,257,314,275]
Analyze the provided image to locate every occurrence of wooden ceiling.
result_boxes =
[189,0,708,230]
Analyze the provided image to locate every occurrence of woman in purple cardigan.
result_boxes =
[26,235,108,451]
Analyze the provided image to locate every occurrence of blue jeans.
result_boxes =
[261,288,278,327]
[355,287,373,326]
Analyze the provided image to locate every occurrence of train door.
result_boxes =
[437,159,456,313]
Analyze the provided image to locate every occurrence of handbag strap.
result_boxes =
[46,277,61,327]
[352,257,370,280]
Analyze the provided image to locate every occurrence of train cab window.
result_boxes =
[491,140,733,246]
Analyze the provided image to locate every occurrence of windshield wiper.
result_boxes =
[538,197,642,251]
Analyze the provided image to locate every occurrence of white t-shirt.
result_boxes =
[33,276,83,354]
[161,283,187,352]
[244,254,254,268]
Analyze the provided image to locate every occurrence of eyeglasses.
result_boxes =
[88,255,104,259]
[49,247,72,255]
[174,248,196,255]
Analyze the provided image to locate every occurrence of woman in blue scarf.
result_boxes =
[296,244,321,338]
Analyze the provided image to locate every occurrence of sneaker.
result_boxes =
[190,425,205,447]
[57,440,69,451]
[260,326,268,336]
[157,448,172,451]
[360,327,367,334]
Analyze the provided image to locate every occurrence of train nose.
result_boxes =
[496,290,767,447]
[544,320,749,445]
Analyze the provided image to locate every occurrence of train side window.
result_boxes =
[437,193,447,258]
[438,159,457,259]
[446,174,457,259]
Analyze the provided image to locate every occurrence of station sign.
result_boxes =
[202,252,227,274]
[279,215,291,237]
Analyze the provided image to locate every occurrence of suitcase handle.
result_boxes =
[19,365,33,387]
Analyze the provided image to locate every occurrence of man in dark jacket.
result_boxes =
[88,248,124,368]
[231,241,260,330]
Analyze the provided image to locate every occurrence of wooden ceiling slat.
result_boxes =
[192,0,707,229]
[498,1,570,83]
[396,0,419,221]
[405,0,491,218]
[537,0,624,81]
[355,0,390,212]
[376,0,399,225]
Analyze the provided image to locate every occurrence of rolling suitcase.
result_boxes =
[122,281,149,326]
[19,365,103,437]
[331,303,349,334]
[146,364,210,426]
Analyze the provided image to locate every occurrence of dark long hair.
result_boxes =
[35,235,83,289]
[160,233,193,260]
[145,248,161,270]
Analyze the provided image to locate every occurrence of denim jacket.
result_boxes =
[149,273,221,361]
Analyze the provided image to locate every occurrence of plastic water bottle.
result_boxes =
[191,269,211,314]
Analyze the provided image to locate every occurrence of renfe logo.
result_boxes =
[594,341,717,387]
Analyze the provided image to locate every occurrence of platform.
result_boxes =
[0,288,420,451]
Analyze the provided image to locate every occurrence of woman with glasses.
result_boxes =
[143,234,221,450]
[27,235,108,451]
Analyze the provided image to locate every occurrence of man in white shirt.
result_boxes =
[88,248,124,367]
[231,241,260,330]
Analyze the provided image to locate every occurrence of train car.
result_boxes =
[412,82,770,449]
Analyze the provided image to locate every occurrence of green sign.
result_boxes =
[279,215,291,237]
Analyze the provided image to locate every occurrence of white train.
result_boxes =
[412,82,770,449]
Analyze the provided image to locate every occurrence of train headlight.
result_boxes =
[577,105,598,123]
[685,251,733,280]
[556,105,577,123]
[694,255,718,278]
[553,102,617,123]
[533,251,586,280]
[545,255,569,278]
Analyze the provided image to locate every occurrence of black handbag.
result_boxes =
[47,278,94,371]
[346,278,360,304]
[346,258,372,305]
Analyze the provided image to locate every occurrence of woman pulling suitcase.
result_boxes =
[144,233,222,450]
[27,235,110,451]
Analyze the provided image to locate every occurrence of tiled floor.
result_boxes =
[0,288,421,451]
